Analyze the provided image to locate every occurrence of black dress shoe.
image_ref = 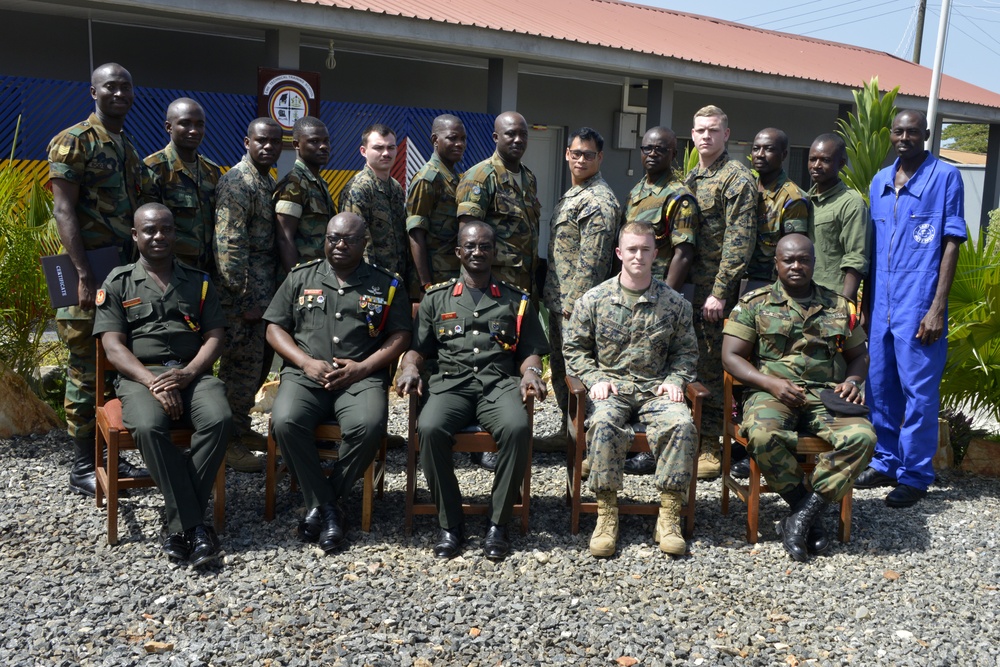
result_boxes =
[854,467,897,489]
[483,522,510,560]
[476,451,499,472]
[318,502,345,554]
[885,483,927,508]
[623,451,655,476]
[116,458,150,479]
[162,531,190,561]
[433,525,465,559]
[729,457,751,479]
[298,507,322,543]
[186,525,221,567]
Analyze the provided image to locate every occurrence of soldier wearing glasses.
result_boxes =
[264,212,412,555]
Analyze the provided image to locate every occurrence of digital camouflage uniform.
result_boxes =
[542,172,621,418]
[47,112,152,440]
[92,259,231,534]
[746,170,811,282]
[339,165,409,279]
[213,153,278,440]
[456,152,541,293]
[406,152,461,284]
[621,172,699,279]
[273,159,336,266]
[724,281,875,501]
[144,142,222,272]
[684,151,758,452]
[563,277,699,494]
[412,277,549,529]
[264,259,411,511]
[807,180,871,294]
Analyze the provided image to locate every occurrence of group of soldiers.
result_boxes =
[50,62,964,568]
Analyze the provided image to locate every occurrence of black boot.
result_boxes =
[69,437,96,497]
[776,491,828,562]
[116,457,149,479]
[318,502,345,554]
[807,516,830,555]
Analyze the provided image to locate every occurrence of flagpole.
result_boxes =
[925,0,952,151]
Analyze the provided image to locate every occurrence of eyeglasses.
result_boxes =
[460,243,494,252]
[640,145,671,156]
[568,150,598,161]
[326,234,365,246]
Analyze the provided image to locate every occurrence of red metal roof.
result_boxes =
[294,0,1000,110]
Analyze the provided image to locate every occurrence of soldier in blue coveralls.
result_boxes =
[857,110,966,508]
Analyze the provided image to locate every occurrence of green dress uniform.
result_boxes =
[684,151,758,453]
[542,172,621,418]
[264,259,412,510]
[273,159,337,266]
[746,170,812,282]
[213,154,279,440]
[47,112,153,441]
[807,180,871,294]
[621,172,699,279]
[455,152,541,293]
[563,276,699,493]
[412,277,549,529]
[92,260,231,534]
[339,165,409,280]
[724,281,876,501]
[144,143,222,272]
[406,152,462,284]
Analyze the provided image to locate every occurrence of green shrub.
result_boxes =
[836,78,899,205]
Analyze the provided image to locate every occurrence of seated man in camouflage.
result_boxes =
[721,234,876,562]
[563,221,699,558]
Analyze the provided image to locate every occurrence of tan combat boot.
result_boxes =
[226,440,264,473]
[242,430,269,452]
[581,457,591,480]
[590,491,619,557]
[654,491,687,555]
[697,438,722,480]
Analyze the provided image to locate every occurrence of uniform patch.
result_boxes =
[95,289,106,306]
[316,295,325,304]
[57,144,71,156]
[122,297,141,308]
[472,185,481,195]
[441,312,458,320]
[454,324,463,334]
[913,223,935,244]
[298,296,305,305]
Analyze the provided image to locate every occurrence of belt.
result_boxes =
[143,360,185,368]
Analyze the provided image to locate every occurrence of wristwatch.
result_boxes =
[525,366,543,377]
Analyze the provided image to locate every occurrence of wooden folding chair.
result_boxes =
[565,377,709,537]
[721,369,853,543]
[403,391,535,536]
[94,338,225,545]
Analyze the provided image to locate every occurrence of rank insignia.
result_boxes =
[122,297,141,308]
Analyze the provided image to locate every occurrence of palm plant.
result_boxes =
[940,214,1000,424]
[0,116,61,383]
[836,77,899,204]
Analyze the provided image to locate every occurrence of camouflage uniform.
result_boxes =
[213,153,278,440]
[406,152,461,284]
[47,112,150,440]
[339,165,409,279]
[807,180,871,294]
[563,277,699,494]
[684,152,758,452]
[273,159,336,266]
[746,170,811,282]
[724,281,875,501]
[542,172,621,418]
[456,152,541,292]
[144,143,222,272]
[621,172,699,278]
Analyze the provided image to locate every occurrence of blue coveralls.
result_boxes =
[868,152,966,490]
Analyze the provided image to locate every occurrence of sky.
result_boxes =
[639,0,1000,95]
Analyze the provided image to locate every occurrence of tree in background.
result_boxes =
[941,124,989,154]
[836,77,899,205]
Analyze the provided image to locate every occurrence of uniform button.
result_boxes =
[332,336,341,344]
[335,312,342,320]
[473,366,479,372]
[471,329,479,336]
[473,311,479,317]
[338,288,345,295]
[473,347,480,354]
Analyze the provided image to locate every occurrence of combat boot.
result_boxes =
[226,440,263,473]
[779,484,828,554]
[69,437,96,497]
[776,491,829,562]
[654,491,687,555]
[241,430,269,452]
[696,438,721,480]
[590,491,618,558]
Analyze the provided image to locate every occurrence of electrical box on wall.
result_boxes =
[614,111,642,150]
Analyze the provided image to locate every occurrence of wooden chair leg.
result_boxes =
[721,433,731,515]
[746,458,761,544]
[519,438,532,536]
[361,453,374,533]
[264,428,277,522]
[684,455,698,539]
[94,430,106,509]
[838,489,852,543]
[213,460,226,534]
[376,438,387,499]
[107,434,120,545]
[404,434,418,537]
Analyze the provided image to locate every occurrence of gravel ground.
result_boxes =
[2,390,999,666]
